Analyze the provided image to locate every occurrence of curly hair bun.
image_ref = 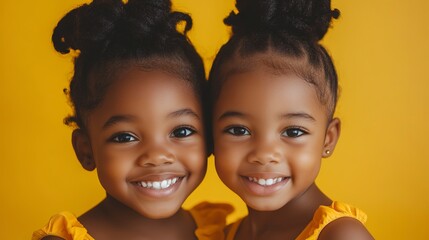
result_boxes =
[123,0,193,45]
[52,0,192,55]
[52,0,124,54]
[224,0,340,41]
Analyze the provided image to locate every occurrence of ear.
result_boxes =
[322,118,341,158]
[72,129,96,171]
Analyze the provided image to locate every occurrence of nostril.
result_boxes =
[248,152,281,165]
[138,151,175,167]
[142,162,156,167]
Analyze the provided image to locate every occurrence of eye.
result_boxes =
[225,126,250,136]
[282,128,307,138]
[171,126,196,138]
[110,133,138,143]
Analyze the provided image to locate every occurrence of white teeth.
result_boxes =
[153,181,161,189]
[248,177,284,186]
[161,180,168,189]
[137,177,179,190]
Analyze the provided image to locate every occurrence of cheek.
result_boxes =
[94,148,134,182]
[178,143,207,176]
[294,133,326,159]
[290,145,322,178]
[214,143,242,177]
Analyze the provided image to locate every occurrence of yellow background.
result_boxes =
[1,0,428,239]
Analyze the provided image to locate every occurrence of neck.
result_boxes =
[100,195,188,226]
[79,194,196,239]
[243,183,331,238]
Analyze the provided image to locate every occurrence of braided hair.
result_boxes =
[209,0,340,118]
[52,0,207,129]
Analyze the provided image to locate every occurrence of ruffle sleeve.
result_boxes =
[189,201,235,240]
[296,201,367,240]
[32,212,94,240]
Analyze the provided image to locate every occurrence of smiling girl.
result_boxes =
[208,0,374,239]
[33,0,231,239]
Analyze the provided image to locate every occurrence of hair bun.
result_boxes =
[124,0,192,38]
[124,0,170,33]
[52,0,124,54]
[53,0,192,55]
[224,0,340,41]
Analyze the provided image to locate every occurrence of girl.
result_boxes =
[33,0,232,239]
[209,0,374,239]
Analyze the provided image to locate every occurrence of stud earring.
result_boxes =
[325,150,331,155]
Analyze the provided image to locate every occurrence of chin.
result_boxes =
[138,203,183,219]
[144,210,178,219]
[246,198,287,212]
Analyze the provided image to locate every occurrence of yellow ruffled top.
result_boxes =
[32,211,94,240]
[296,201,367,240]
[190,201,234,240]
[32,201,233,240]
[226,201,367,240]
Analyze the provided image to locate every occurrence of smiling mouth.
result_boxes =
[246,176,289,186]
[134,177,182,190]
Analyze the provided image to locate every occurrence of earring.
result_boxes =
[325,150,331,155]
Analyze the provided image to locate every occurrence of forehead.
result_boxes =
[110,68,193,98]
[88,68,201,124]
[214,69,326,119]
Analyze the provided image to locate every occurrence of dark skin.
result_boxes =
[214,69,374,240]
[78,195,197,240]
[42,196,197,240]
[232,184,330,240]
[231,184,373,240]
[42,69,206,239]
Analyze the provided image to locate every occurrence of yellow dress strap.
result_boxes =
[225,218,243,240]
[296,201,367,240]
[32,212,94,240]
[189,201,234,240]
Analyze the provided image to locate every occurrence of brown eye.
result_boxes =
[110,133,138,143]
[282,128,306,138]
[225,126,250,136]
[171,127,196,138]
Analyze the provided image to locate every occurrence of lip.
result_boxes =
[129,173,186,182]
[129,173,187,198]
[240,173,290,196]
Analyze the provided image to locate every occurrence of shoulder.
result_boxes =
[40,237,64,240]
[189,201,234,225]
[189,202,235,240]
[317,217,374,240]
[32,212,92,240]
[224,218,243,239]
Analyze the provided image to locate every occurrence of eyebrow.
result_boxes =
[217,111,315,122]
[103,115,137,129]
[167,108,200,120]
[102,109,200,129]
[280,112,316,121]
[217,111,247,121]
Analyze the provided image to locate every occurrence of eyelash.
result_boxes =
[281,126,308,138]
[109,126,197,143]
[109,132,138,143]
[224,126,251,136]
[170,125,197,138]
[224,126,308,138]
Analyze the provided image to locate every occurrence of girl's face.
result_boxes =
[213,68,339,211]
[77,68,206,219]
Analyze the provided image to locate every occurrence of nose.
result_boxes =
[247,137,281,165]
[137,141,175,167]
